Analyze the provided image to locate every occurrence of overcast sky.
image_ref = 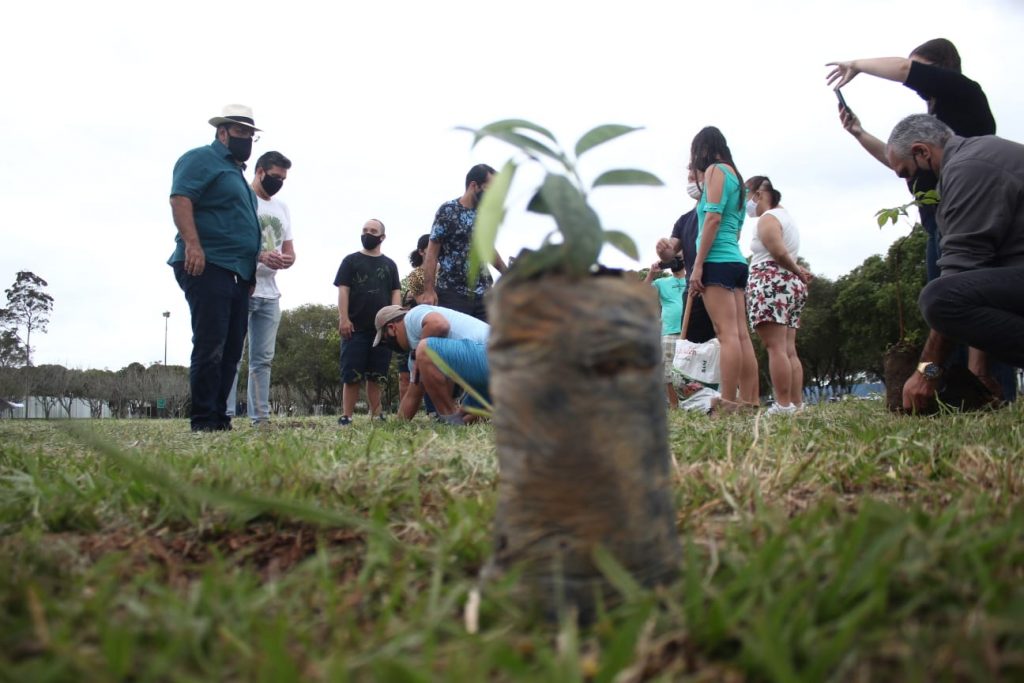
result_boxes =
[4,0,1024,371]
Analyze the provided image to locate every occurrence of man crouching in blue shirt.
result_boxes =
[373,305,490,425]
[168,104,261,432]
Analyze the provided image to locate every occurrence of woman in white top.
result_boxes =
[744,176,813,414]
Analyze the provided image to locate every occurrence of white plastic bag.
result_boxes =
[672,338,721,385]
[678,387,720,413]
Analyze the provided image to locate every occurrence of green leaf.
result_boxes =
[591,169,664,189]
[876,211,889,228]
[506,244,566,281]
[526,189,549,215]
[591,545,643,602]
[603,230,639,260]
[476,118,558,144]
[471,128,565,164]
[468,159,516,290]
[538,174,603,275]
[575,124,642,158]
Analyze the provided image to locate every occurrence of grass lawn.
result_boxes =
[1,402,1022,682]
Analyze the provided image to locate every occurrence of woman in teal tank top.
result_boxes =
[688,126,759,413]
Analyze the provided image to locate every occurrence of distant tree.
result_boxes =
[3,271,54,367]
[797,276,853,392]
[114,363,148,417]
[0,327,26,368]
[147,363,189,418]
[28,364,68,419]
[75,369,114,418]
[273,305,342,413]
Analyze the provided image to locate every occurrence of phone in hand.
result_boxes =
[835,88,852,115]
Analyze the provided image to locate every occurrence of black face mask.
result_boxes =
[260,173,284,197]
[910,153,938,194]
[361,234,383,250]
[381,331,403,353]
[227,135,253,163]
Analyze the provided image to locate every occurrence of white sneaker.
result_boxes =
[765,402,798,416]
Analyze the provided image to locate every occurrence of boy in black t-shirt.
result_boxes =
[333,219,402,425]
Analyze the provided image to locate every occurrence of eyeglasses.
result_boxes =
[228,125,259,142]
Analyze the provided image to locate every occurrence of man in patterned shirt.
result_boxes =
[420,164,507,321]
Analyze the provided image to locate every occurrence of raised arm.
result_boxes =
[826,56,912,89]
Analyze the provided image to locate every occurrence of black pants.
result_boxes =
[684,294,716,344]
[436,288,488,322]
[174,263,250,431]
[920,265,1024,369]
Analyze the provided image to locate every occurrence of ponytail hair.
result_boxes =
[409,233,430,267]
[747,175,781,208]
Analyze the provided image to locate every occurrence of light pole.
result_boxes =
[162,311,170,366]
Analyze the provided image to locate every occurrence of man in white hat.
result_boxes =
[167,104,262,432]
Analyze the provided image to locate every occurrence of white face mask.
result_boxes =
[746,198,759,218]
[686,182,702,201]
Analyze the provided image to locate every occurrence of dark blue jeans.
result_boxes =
[921,265,1024,371]
[436,288,488,322]
[174,263,251,431]
[922,206,1017,400]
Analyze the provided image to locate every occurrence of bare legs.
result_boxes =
[756,323,802,406]
[703,286,759,406]
[666,383,679,409]
[342,380,383,418]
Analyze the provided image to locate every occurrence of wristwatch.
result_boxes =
[916,361,943,381]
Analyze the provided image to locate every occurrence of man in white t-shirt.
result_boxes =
[227,151,295,424]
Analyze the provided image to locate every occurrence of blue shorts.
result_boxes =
[425,338,490,408]
[702,261,748,290]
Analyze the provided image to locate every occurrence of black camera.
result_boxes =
[660,257,685,272]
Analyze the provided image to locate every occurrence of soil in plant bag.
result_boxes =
[486,272,681,619]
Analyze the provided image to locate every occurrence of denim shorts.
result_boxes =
[340,329,392,383]
[702,261,748,290]
[425,338,490,408]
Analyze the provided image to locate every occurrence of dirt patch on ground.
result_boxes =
[48,522,364,585]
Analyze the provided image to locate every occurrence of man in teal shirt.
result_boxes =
[646,259,687,408]
[168,104,261,432]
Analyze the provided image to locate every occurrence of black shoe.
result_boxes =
[338,415,352,426]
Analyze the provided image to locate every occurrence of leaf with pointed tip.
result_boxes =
[604,230,639,261]
[507,244,566,281]
[539,174,603,276]
[575,124,642,158]
[592,169,664,189]
[526,189,550,215]
[468,159,516,289]
[476,118,558,143]
[475,129,565,164]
